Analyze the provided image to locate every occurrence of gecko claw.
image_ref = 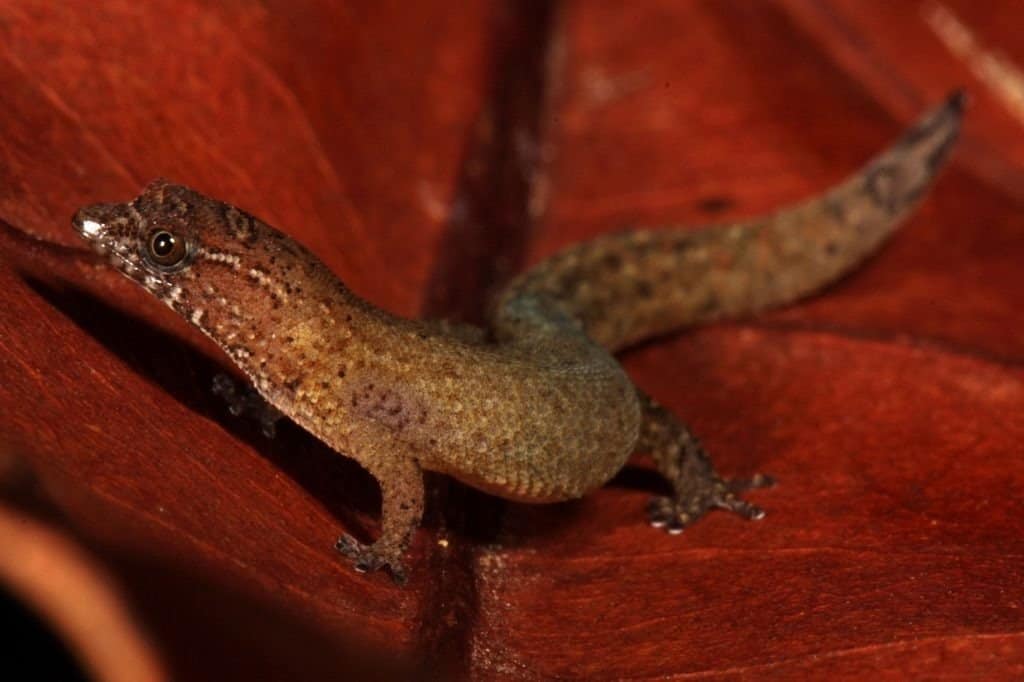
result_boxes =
[335,534,408,584]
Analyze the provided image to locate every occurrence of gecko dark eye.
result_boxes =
[146,229,188,267]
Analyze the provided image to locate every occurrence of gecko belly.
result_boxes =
[389,350,644,502]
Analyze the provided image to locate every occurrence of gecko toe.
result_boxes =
[646,495,674,528]
[335,534,408,584]
[727,473,775,493]
[714,478,769,520]
[335,533,364,559]
[715,496,766,521]
[646,495,696,533]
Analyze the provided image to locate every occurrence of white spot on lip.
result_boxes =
[80,219,104,237]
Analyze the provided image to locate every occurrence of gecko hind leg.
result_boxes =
[638,393,774,533]
[212,374,283,438]
[335,456,425,584]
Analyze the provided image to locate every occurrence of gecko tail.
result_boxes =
[494,91,965,351]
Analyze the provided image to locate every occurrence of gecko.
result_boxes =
[72,93,963,583]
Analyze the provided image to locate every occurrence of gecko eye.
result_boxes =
[145,229,188,268]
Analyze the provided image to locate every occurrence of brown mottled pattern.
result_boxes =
[71,94,963,582]
[494,93,964,351]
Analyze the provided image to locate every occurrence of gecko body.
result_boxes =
[74,94,963,582]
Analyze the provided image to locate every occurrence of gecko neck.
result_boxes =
[207,268,428,433]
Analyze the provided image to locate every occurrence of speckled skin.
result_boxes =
[73,94,963,582]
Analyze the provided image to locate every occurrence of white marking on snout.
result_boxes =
[81,219,104,237]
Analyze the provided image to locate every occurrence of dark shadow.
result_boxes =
[99,545,412,682]
[0,586,89,681]
[466,464,674,552]
[415,0,562,677]
[608,464,674,497]
[20,274,382,540]
[0,446,410,681]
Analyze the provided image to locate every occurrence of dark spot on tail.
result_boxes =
[698,293,720,315]
[697,196,735,214]
[866,163,918,215]
[556,271,582,297]
[672,236,694,253]
[602,252,623,272]
[825,198,848,226]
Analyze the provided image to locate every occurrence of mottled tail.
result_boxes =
[496,92,964,351]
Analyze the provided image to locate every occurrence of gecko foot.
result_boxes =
[638,392,775,534]
[212,374,283,438]
[335,534,408,585]
[646,473,775,534]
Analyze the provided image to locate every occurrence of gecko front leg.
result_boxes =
[211,374,285,438]
[638,393,773,533]
[335,455,425,584]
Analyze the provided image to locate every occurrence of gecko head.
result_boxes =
[72,179,328,365]
[72,178,209,300]
[72,178,279,318]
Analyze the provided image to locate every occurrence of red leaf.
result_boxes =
[1,1,1022,679]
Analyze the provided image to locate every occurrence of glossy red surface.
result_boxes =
[0,2,1021,679]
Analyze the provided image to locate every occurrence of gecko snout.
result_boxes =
[71,202,140,256]
[72,207,99,239]
[72,203,120,242]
